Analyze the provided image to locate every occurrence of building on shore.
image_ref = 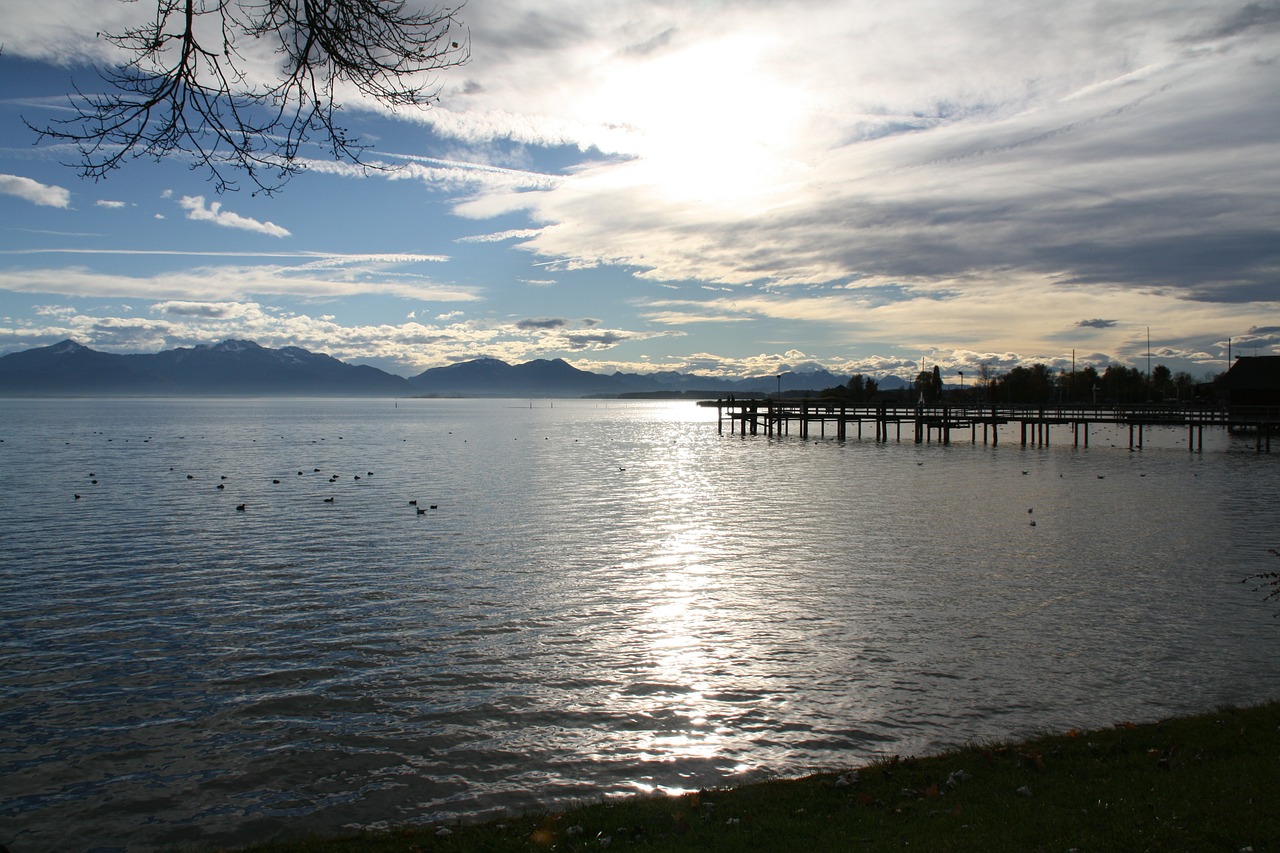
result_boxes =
[1222,356,1280,410]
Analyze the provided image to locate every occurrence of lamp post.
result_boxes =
[776,374,782,400]
[958,370,964,406]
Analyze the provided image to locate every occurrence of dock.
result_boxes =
[698,400,1280,452]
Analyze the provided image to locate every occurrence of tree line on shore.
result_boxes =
[819,362,1217,406]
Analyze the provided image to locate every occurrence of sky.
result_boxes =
[0,0,1277,381]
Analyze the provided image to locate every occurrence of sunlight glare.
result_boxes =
[592,35,812,212]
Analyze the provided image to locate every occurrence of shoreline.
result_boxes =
[222,700,1280,852]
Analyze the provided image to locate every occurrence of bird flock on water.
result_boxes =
[60,432,446,518]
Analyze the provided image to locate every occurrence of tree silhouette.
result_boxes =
[28,0,469,194]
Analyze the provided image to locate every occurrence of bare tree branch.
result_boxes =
[27,0,468,194]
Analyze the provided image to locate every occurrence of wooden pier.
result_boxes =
[699,400,1280,452]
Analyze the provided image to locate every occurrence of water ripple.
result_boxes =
[2,398,1279,850]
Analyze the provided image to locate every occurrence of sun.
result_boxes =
[586,35,814,213]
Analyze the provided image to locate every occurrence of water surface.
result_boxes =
[2,398,1278,851]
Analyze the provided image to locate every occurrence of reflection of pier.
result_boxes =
[699,401,1280,452]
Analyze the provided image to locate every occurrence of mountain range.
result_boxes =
[0,339,906,397]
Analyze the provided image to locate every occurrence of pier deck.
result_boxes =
[698,400,1280,452]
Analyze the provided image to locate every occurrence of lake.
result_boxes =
[2,397,1278,851]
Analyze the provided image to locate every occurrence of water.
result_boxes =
[2,397,1278,851]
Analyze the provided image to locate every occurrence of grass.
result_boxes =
[220,701,1280,852]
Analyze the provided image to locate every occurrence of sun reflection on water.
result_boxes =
[615,455,743,792]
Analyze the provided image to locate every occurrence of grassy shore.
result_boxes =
[225,701,1280,852]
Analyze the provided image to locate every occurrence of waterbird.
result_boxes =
[186,474,194,480]
[236,504,246,511]
[272,479,281,484]
[74,494,81,499]
[430,504,438,510]
[409,500,417,505]
[217,484,225,490]
[416,507,426,515]
[323,497,334,503]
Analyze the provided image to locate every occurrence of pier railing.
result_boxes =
[698,399,1279,452]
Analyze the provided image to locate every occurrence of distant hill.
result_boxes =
[407,358,853,398]
[0,339,413,396]
[407,356,618,397]
[0,339,893,397]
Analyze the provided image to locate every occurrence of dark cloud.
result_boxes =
[517,317,567,330]
[157,302,239,318]
[624,27,677,56]
[1037,229,1280,302]
[1078,319,1118,329]
[563,331,627,349]
[1189,2,1280,41]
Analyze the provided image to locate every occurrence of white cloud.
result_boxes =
[178,195,291,238]
[0,174,70,208]
[0,300,676,374]
[456,228,543,243]
[414,0,1280,314]
[95,200,127,209]
[0,263,479,303]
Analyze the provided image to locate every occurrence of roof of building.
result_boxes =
[1225,356,1280,391]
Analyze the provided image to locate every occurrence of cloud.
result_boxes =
[154,300,258,319]
[1078,319,1118,329]
[422,0,1280,320]
[456,228,543,243]
[178,196,291,238]
[95,200,127,209]
[0,301,675,373]
[516,317,567,330]
[0,174,70,208]
[0,262,479,303]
